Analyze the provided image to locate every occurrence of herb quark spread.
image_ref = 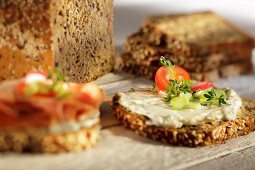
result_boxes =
[118,89,242,128]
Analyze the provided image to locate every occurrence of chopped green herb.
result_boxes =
[204,89,216,101]
[57,90,71,100]
[203,89,227,106]
[24,69,71,100]
[163,80,191,103]
[170,96,187,110]
[219,95,227,106]
[159,56,174,67]
[157,56,228,108]
[24,82,40,95]
[151,84,157,94]
[47,68,68,82]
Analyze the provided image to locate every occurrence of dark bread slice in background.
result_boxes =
[124,32,253,72]
[116,53,253,82]
[141,11,254,60]
[118,11,254,79]
[112,92,255,147]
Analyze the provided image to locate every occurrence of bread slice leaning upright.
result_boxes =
[112,89,255,147]
[0,0,114,82]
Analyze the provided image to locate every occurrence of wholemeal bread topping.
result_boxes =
[0,71,105,153]
[117,89,242,128]
[49,110,100,134]
[113,57,254,147]
[0,71,105,129]
[116,57,243,128]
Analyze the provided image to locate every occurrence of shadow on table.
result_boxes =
[100,101,165,146]
[108,125,168,146]
[100,102,121,129]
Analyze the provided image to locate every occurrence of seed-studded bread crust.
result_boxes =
[0,123,100,153]
[112,93,255,147]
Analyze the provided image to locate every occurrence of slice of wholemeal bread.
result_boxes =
[0,0,114,82]
[123,32,253,72]
[0,77,104,153]
[112,91,255,147]
[0,123,100,153]
[141,11,254,60]
[118,11,254,77]
[117,53,253,82]
[54,0,114,82]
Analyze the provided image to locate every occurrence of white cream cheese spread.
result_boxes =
[118,89,242,128]
[49,110,100,134]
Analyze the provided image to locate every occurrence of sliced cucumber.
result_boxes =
[168,88,227,110]
[193,88,213,98]
[170,96,201,110]
[196,88,228,106]
[199,95,208,105]
[25,83,40,94]
[187,102,202,109]
[215,88,227,98]
[211,99,220,106]
[180,92,192,102]
[38,86,50,94]
[170,96,187,110]
[192,90,204,98]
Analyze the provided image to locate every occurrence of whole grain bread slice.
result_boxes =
[0,0,114,82]
[0,123,100,153]
[117,53,253,82]
[118,11,254,80]
[141,11,254,60]
[112,91,255,147]
[124,32,253,72]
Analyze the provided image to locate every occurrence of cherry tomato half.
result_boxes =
[191,82,213,92]
[155,66,190,91]
[14,83,27,95]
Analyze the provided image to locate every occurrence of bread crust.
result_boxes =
[124,32,253,73]
[112,94,255,147]
[53,0,114,83]
[0,123,100,153]
[0,1,54,81]
[141,11,254,51]
[116,54,252,82]
[0,0,114,82]
[118,11,254,79]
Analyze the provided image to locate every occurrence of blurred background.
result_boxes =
[114,0,255,47]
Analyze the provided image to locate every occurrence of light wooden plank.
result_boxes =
[189,146,255,170]
[1,126,255,170]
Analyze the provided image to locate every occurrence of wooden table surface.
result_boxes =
[1,72,255,170]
